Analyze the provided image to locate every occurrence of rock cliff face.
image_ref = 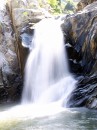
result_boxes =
[63,1,97,75]
[7,0,52,73]
[0,2,22,103]
[62,1,97,108]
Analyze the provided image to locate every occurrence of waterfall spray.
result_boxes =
[22,18,76,107]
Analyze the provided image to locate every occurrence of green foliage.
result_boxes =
[48,0,59,7]
[23,11,28,16]
[47,0,62,14]
[38,0,77,14]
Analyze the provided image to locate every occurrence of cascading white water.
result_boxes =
[0,18,77,122]
[22,18,76,107]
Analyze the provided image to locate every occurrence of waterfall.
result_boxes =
[22,18,76,107]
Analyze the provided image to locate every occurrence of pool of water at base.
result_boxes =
[0,104,97,130]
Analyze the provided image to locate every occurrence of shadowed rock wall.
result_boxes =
[62,1,97,108]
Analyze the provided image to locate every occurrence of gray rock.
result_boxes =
[62,1,97,109]
[0,2,22,103]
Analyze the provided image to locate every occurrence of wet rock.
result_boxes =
[62,2,97,108]
[62,1,97,74]
[68,75,97,108]
[20,24,34,48]
[65,43,82,75]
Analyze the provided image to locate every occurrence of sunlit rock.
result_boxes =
[76,0,97,11]
[62,1,97,74]
[7,0,52,73]
[12,8,51,33]
[62,1,97,108]
[7,0,52,33]
[0,1,22,103]
[7,0,50,10]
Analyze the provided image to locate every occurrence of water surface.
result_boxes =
[0,105,97,130]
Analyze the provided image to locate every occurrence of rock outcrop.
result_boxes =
[0,2,22,103]
[63,1,97,75]
[62,1,97,108]
[7,0,52,73]
[76,0,97,11]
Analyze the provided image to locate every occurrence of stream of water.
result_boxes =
[0,105,97,130]
[22,18,76,106]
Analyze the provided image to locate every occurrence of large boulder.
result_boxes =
[7,0,52,33]
[62,1,97,74]
[0,2,22,103]
[62,1,97,108]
